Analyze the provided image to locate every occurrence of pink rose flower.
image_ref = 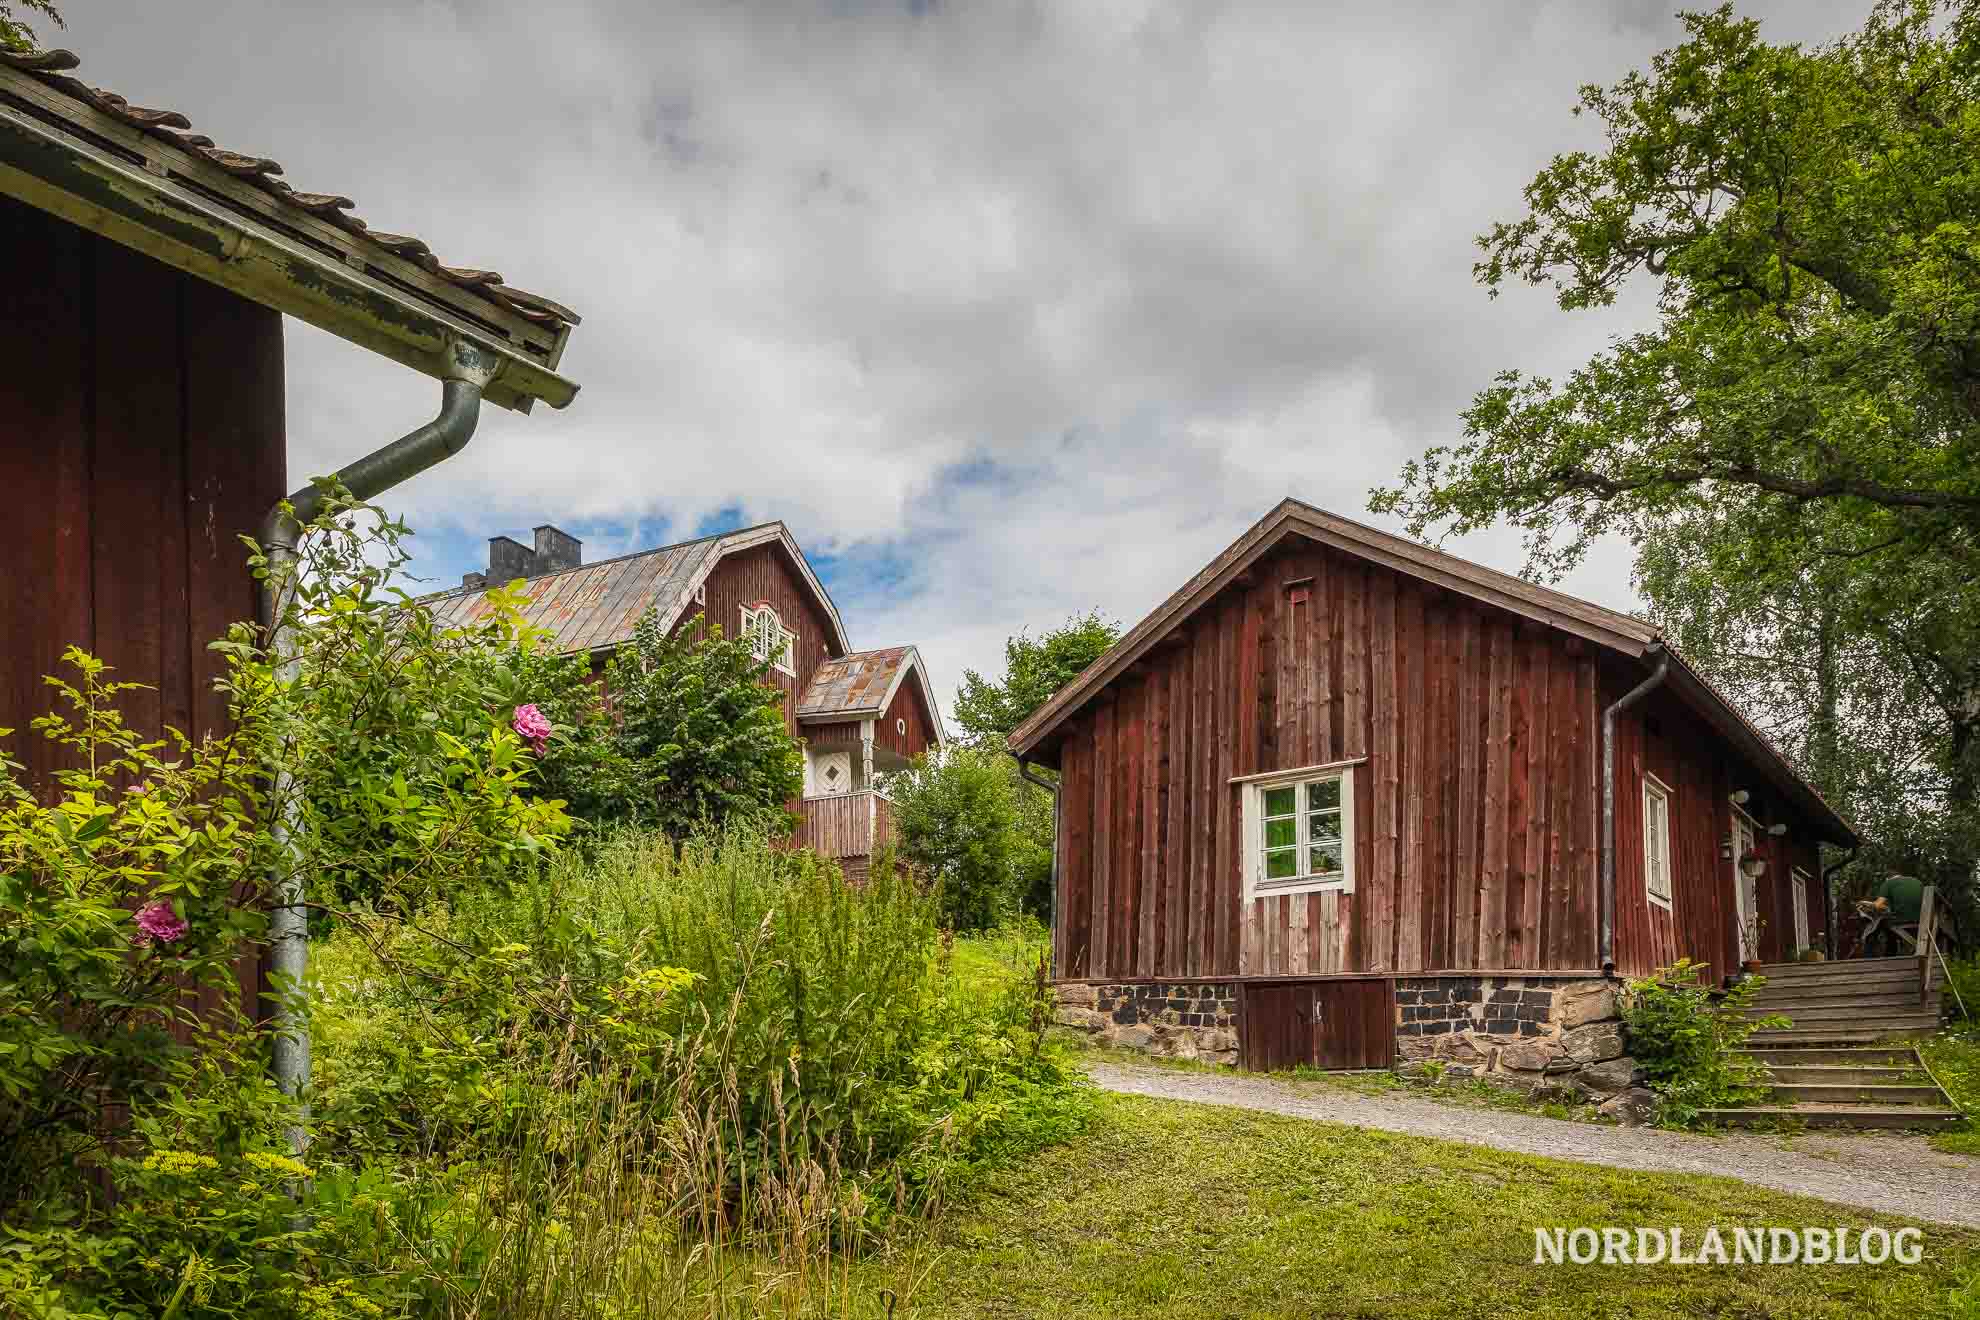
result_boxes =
[512,703,552,754]
[133,900,189,946]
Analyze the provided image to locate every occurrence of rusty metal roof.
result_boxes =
[0,48,577,331]
[798,647,913,718]
[425,534,723,654]
[423,521,854,657]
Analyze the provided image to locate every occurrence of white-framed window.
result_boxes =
[1791,866,1812,954]
[1238,764,1355,898]
[741,603,796,677]
[1642,774,1673,909]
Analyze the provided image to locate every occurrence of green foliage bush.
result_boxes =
[889,743,1025,932]
[1621,959,1788,1126]
[0,492,576,1317]
[312,830,1091,1219]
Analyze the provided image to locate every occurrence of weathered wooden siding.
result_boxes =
[1238,978,1394,1070]
[1050,537,1601,981]
[696,542,842,735]
[794,791,877,859]
[1608,678,1833,980]
[0,197,284,1023]
[874,672,937,763]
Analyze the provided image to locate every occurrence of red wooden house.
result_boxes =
[0,47,581,1025]
[1009,499,1856,1093]
[427,521,944,879]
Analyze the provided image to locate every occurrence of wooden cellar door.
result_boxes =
[1238,979,1395,1072]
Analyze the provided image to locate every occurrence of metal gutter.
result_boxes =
[1599,646,1670,973]
[1820,843,1858,961]
[263,340,502,1151]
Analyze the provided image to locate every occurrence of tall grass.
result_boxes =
[308,830,1087,1317]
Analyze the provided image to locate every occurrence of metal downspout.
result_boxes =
[1014,755,1060,972]
[1599,645,1670,975]
[1819,844,1858,961]
[261,340,502,1149]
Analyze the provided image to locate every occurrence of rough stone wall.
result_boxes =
[1396,975,1651,1122]
[1054,982,1238,1065]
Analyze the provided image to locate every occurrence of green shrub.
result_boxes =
[889,742,1024,932]
[1620,959,1788,1126]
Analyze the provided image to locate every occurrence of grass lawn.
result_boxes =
[862,1093,1980,1318]
[950,923,1051,997]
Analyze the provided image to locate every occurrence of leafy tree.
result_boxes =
[0,0,60,53]
[600,610,804,839]
[890,742,1022,932]
[948,612,1121,921]
[1369,0,1980,940]
[954,610,1120,744]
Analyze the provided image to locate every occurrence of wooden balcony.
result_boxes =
[794,790,894,860]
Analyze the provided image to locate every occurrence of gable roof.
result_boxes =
[797,645,946,743]
[424,521,850,655]
[0,48,577,412]
[1008,498,1854,846]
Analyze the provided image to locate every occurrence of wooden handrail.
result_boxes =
[1918,885,1938,1005]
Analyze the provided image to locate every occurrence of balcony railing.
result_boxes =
[794,790,894,859]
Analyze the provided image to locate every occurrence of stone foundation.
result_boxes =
[1053,982,1238,1065]
[1057,973,1652,1122]
[1395,975,1651,1122]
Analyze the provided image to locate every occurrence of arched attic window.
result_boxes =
[742,601,796,677]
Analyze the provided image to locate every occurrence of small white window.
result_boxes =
[1791,867,1812,953]
[1643,775,1673,909]
[741,603,796,677]
[1239,766,1355,899]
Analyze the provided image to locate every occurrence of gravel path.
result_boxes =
[1090,1061,1980,1228]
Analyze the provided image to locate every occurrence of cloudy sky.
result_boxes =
[61,0,1867,716]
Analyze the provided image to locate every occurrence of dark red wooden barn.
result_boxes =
[1010,499,1856,1087]
[0,47,581,1025]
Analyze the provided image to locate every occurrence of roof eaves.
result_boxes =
[0,53,578,412]
[1651,643,1858,846]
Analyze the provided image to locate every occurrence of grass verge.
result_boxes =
[858,1093,1980,1318]
[1921,1024,1980,1157]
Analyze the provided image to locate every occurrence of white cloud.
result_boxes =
[58,0,1870,710]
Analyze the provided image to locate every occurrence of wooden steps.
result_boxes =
[1741,957,1945,1049]
[1700,959,1964,1130]
[1697,1101,1964,1131]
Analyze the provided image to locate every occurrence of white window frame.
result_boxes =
[1236,761,1357,900]
[1791,866,1812,954]
[741,603,796,677]
[1642,773,1673,910]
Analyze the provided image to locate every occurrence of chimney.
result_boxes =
[461,570,489,590]
[533,524,583,573]
[487,535,536,581]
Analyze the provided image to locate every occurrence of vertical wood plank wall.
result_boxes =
[0,197,285,1022]
[1608,678,1828,980]
[1051,539,1603,981]
[874,676,938,762]
[697,542,843,736]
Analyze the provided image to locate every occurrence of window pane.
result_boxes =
[1263,786,1297,817]
[1264,817,1298,849]
[1264,847,1299,879]
[1309,844,1343,875]
[1306,778,1340,812]
[1308,810,1341,843]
